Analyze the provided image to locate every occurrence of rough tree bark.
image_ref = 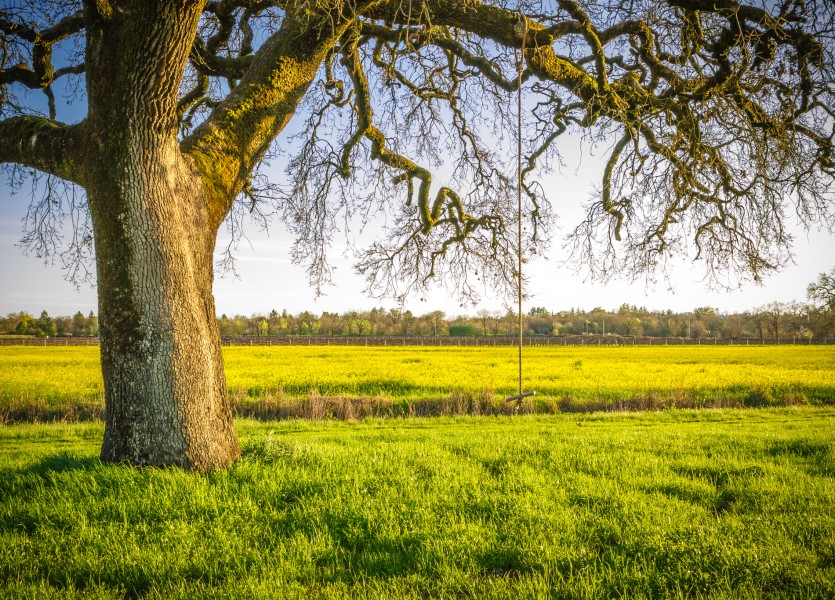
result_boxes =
[91,141,239,470]
[81,1,242,468]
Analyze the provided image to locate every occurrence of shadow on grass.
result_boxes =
[20,453,101,475]
[767,438,834,477]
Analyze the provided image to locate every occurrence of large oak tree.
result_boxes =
[1,0,832,470]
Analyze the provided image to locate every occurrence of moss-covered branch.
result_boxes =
[0,116,85,185]
[368,0,598,101]
[181,3,378,225]
[0,9,85,118]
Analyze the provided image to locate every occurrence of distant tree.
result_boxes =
[356,319,372,336]
[386,309,403,337]
[623,316,642,337]
[476,309,492,336]
[344,312,371,336]
[808,269,835,311]
[299,311,318,336]
[500,310,519,337]
[782,302,808,339]
[689,320,708,339]
[424,311,446,338]
[54,315,71,336]
[692,306,723,338]
[749,309,767,340]
[318,312,343,336]
[449,324,482,337]
[71,311,88,336]
[759,302,788,341]
[280,312,298,335]
[589,307,609,334]
[617,304,633,316]
[32,311,56,338]
[14,312,35,336]
[692,307,717,320]
[368,308,386,334]
[726,314,749,338]
[489,311,502,336]
[217,314,233,337]
[0,314,14,335]
[265,309,279,336]
[660,316,678,337]
[400,310,416,336]
[527,316,554,336]
[804,305,834,338]
[86,311,99,337]
[256,317,269,337]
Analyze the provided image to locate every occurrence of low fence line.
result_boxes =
[1,335,833,347]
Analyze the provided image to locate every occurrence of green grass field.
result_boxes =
[1,409,833,598]
[1,345,834,422]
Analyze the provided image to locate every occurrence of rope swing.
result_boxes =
[505,14,536,408]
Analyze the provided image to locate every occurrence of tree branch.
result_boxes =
[0,9,85,117]
[181,6,371,224]
[0,116,85,185]
[368,0,599,100]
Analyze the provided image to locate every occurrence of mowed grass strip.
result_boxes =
[1,345,834,422]
[1,409,833,598]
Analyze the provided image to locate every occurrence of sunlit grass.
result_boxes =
[1,409,833,597]
[1,345,833,421]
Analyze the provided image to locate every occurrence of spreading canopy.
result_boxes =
[2,0,834,301]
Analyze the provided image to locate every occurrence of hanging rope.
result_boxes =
[506,13,535,407]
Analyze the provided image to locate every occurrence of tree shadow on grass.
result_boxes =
[21,453,101,475]
[0,453,101,503]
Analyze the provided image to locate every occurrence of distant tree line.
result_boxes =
[0,311,99,338]
[213,300,831,340]
[1,304,830,340]
[4,270,834,341]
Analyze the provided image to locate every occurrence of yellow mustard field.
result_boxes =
[225,345,835,401]
[1,345,833,418]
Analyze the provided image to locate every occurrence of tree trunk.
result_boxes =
[77,1,240,470]
[89,136,240,470]
[75,0,338,470]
